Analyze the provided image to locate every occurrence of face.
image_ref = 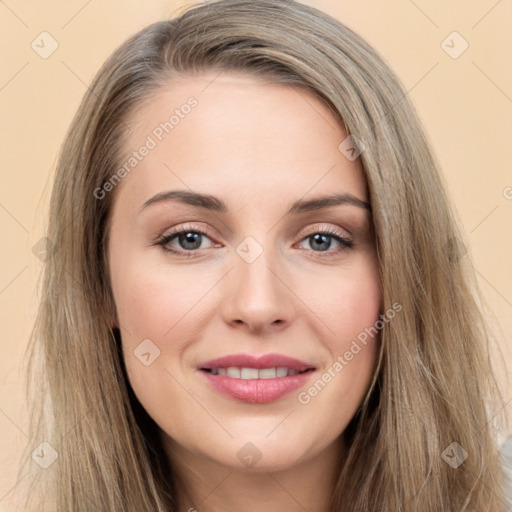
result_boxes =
[107,72,381,474]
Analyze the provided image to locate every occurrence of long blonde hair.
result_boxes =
[17,0,510,510]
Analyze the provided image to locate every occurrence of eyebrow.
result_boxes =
[138,189,371,215]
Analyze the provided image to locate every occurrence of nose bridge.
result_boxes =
[221,233,294,332]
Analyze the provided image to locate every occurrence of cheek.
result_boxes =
[300,257,381,411]
[335,276,381,345]
[112,263,202,426]
[110,256,219,402]
[112,257,213,343]
[314,255,382,345]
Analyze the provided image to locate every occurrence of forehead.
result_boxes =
[111,72,368,215]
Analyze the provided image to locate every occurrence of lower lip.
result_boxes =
[200,370,315,404]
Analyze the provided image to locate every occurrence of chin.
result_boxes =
[194,434,321,473]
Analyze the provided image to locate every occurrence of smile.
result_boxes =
[198,353,317,403]
[203,367,312,379]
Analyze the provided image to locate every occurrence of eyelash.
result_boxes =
[153,223,354,259]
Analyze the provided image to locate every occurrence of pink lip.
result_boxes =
[198,353,316,404]
[199,353,315,372]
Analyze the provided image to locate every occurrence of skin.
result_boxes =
[107,72,382,512]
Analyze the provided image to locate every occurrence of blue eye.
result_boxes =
[299,231,353,253]
[155,226,214,257]
[154,225,353,258]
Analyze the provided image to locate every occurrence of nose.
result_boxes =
[220,246,295,335]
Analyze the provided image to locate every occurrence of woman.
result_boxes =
[18,0,510,510]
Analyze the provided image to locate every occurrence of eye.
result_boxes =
[297,227,353,257]
[153,223,354,259]
[153,224,217,257]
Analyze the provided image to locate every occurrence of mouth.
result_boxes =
[198,353,317,404]
[201,367,314,378]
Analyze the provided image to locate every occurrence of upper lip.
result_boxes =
[199,353,316,372]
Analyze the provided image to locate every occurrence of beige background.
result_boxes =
[1,0,511,508]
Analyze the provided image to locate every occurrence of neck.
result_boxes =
[164,435,345,512]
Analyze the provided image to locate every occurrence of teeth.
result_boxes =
[276,367,288,377]
[240,367,259,379]
[227,367,241,378]
[259,368,277,379]
[208,366,307,379]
